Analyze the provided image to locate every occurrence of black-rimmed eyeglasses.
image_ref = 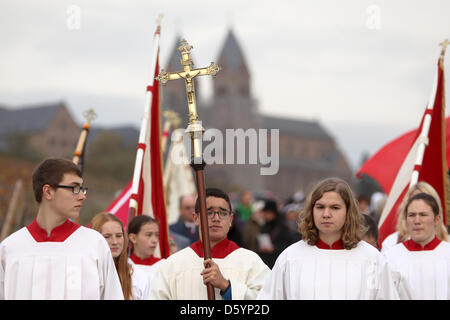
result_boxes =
[56,185,88,195]
[206,209,231,219]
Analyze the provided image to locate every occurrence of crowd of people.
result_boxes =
[1,157,450,300]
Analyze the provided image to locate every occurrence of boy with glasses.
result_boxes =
[0,158,123,299]
[149,187,270,300]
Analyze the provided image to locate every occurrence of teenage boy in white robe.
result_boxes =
[149,187,270,300]
[0,158,123,300]
[258,177,400,300]
[384,192,450,299]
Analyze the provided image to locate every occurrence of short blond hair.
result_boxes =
[298,177,366,249]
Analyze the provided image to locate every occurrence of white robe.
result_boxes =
[257,240,399,300]
[132,259,165,290]
[0,225,124,300]
[149,241,270,300]
[128,259,151,300]
[381,232,400,253]
[383,240,450,299]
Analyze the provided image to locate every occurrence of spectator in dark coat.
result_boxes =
[257,199,297,269]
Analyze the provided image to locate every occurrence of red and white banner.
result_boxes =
[357,55,448,247]
[106,22,170,258]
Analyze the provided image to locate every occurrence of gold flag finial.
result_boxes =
[82,108,97,123]
[156,14,164,27]
[155,14,163,34]
[439,38,449,58]
[163,110,181,129]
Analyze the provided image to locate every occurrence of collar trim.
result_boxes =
[26,218,80,242]
[403,236,441,251]
[316,238,344,250]
[129,253,161,266]
[190,238,240,258]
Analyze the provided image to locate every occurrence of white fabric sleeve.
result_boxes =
[0,243,5,300]
[148,262,172,300]
[231,253,271,300]
[257,251,286,300]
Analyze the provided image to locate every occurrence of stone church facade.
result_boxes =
[0,30,354,202]
[161,29,353,200]
[0,101,80,159]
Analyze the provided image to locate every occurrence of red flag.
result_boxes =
[357,118,450,195]
[357,56,448,247]
[105,22,170,258]
[141,55,171,258]
[106,180,132,228]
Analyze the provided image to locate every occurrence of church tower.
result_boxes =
[207,29,262,192]
[212,29,259,130]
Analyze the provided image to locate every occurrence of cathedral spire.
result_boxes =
[217,29,249,74]
[214,29,250,98]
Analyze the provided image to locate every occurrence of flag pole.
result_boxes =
[73,108,96,224]
[410,41,447,188]
[161,110,181,155]
[0,179,23,241]
[375,40,448,244]
[73,109,97,174]
[127,16,163,226]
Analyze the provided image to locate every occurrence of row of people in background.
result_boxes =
[1,157,450,300]
[169,189,301,269]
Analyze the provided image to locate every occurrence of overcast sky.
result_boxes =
[1,0,449,171]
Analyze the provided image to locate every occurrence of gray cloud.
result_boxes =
[1,0,449,170]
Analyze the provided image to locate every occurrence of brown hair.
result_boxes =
[405,192,440,217]
[127,215,159,254]
[90,212,133,300]
[32,157,82,203]
[395,181,448,242]
[298,177,366,249]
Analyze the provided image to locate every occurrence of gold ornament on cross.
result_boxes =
[155,39,221,159]
[82,108,97,123]
[439,39,449,58]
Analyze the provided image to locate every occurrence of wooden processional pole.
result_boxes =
[73,109,96,224]
[73,109,97,172]
[156,39,220,300]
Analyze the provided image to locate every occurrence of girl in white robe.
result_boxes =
[383,192,450,299]
[128,215,165,286]
[380,181,448,253]
[90,212,150,300]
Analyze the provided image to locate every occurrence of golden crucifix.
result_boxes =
[156,39,220,300]
[156,39,220,159]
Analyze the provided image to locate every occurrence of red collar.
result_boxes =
[27,218,80,242]
[403,236,441,251]
[129,253,161,266]
[316,238,344,250]
[190,238,240,258]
